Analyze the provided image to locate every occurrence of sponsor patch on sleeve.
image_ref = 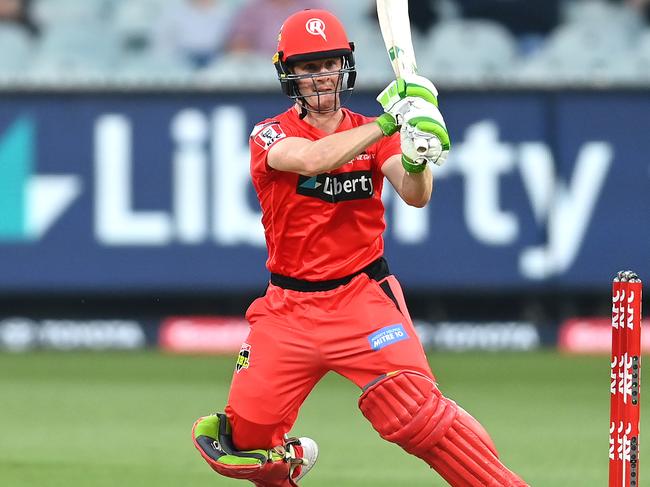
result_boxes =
[251,122,286,150]
[368,324,409,351]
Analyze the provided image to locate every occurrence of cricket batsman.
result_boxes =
[192,8,528,486]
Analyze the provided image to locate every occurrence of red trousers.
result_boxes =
[225,272,433,450]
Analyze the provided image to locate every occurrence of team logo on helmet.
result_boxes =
[305,18,327,41]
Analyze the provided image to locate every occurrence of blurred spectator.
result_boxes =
[456,0,561,54]
[614,0,650,23]
[226,0,327,56]
[366,0,453,37]
[457,0,560,36]
[0,0,38,37]
[403,0,438,36]
[152,0,234,68]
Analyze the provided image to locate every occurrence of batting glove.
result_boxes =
[375,74,439,136]
[400,98,450,171]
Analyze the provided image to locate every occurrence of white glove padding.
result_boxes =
[401,124,445,167]
[400,98,450,168]
[377,74,439,126]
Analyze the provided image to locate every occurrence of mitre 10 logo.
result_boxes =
[297,171,374,203]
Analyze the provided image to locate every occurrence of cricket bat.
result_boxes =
[376,0,434,154]
[376,0,419,78]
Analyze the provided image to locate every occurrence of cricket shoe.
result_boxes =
[289,437,319,483]
[192,414,318,485]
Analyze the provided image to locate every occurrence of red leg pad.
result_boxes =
[358,371,528,487]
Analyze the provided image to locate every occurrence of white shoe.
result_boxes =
[293,437,319,482]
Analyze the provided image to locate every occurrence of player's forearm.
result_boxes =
[298,123,384,176]
[398,166,433,208]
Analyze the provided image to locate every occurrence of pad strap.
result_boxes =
[358,371,528,487]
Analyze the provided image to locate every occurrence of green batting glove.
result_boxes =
[375,113,399,136]
[376,74,440,134]
[378,76,438,109]
[400,99,451,169]
[401,153,428,173]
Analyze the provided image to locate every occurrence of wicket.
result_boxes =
[609,270,643,487]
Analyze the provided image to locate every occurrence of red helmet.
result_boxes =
[273,9,356,108]
[276,9,353,64]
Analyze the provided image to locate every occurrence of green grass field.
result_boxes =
[0,350,639,486]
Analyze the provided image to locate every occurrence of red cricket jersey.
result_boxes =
[249,106,401,281]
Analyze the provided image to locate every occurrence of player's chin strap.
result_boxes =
[296,96,337,119]
[192,414,306,487]
[297,100,309,120]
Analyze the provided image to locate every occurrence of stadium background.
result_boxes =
[0,0,649,485]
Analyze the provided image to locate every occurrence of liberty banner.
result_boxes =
[0,90,647,292]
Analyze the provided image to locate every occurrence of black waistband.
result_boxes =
[270,257,390,292]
